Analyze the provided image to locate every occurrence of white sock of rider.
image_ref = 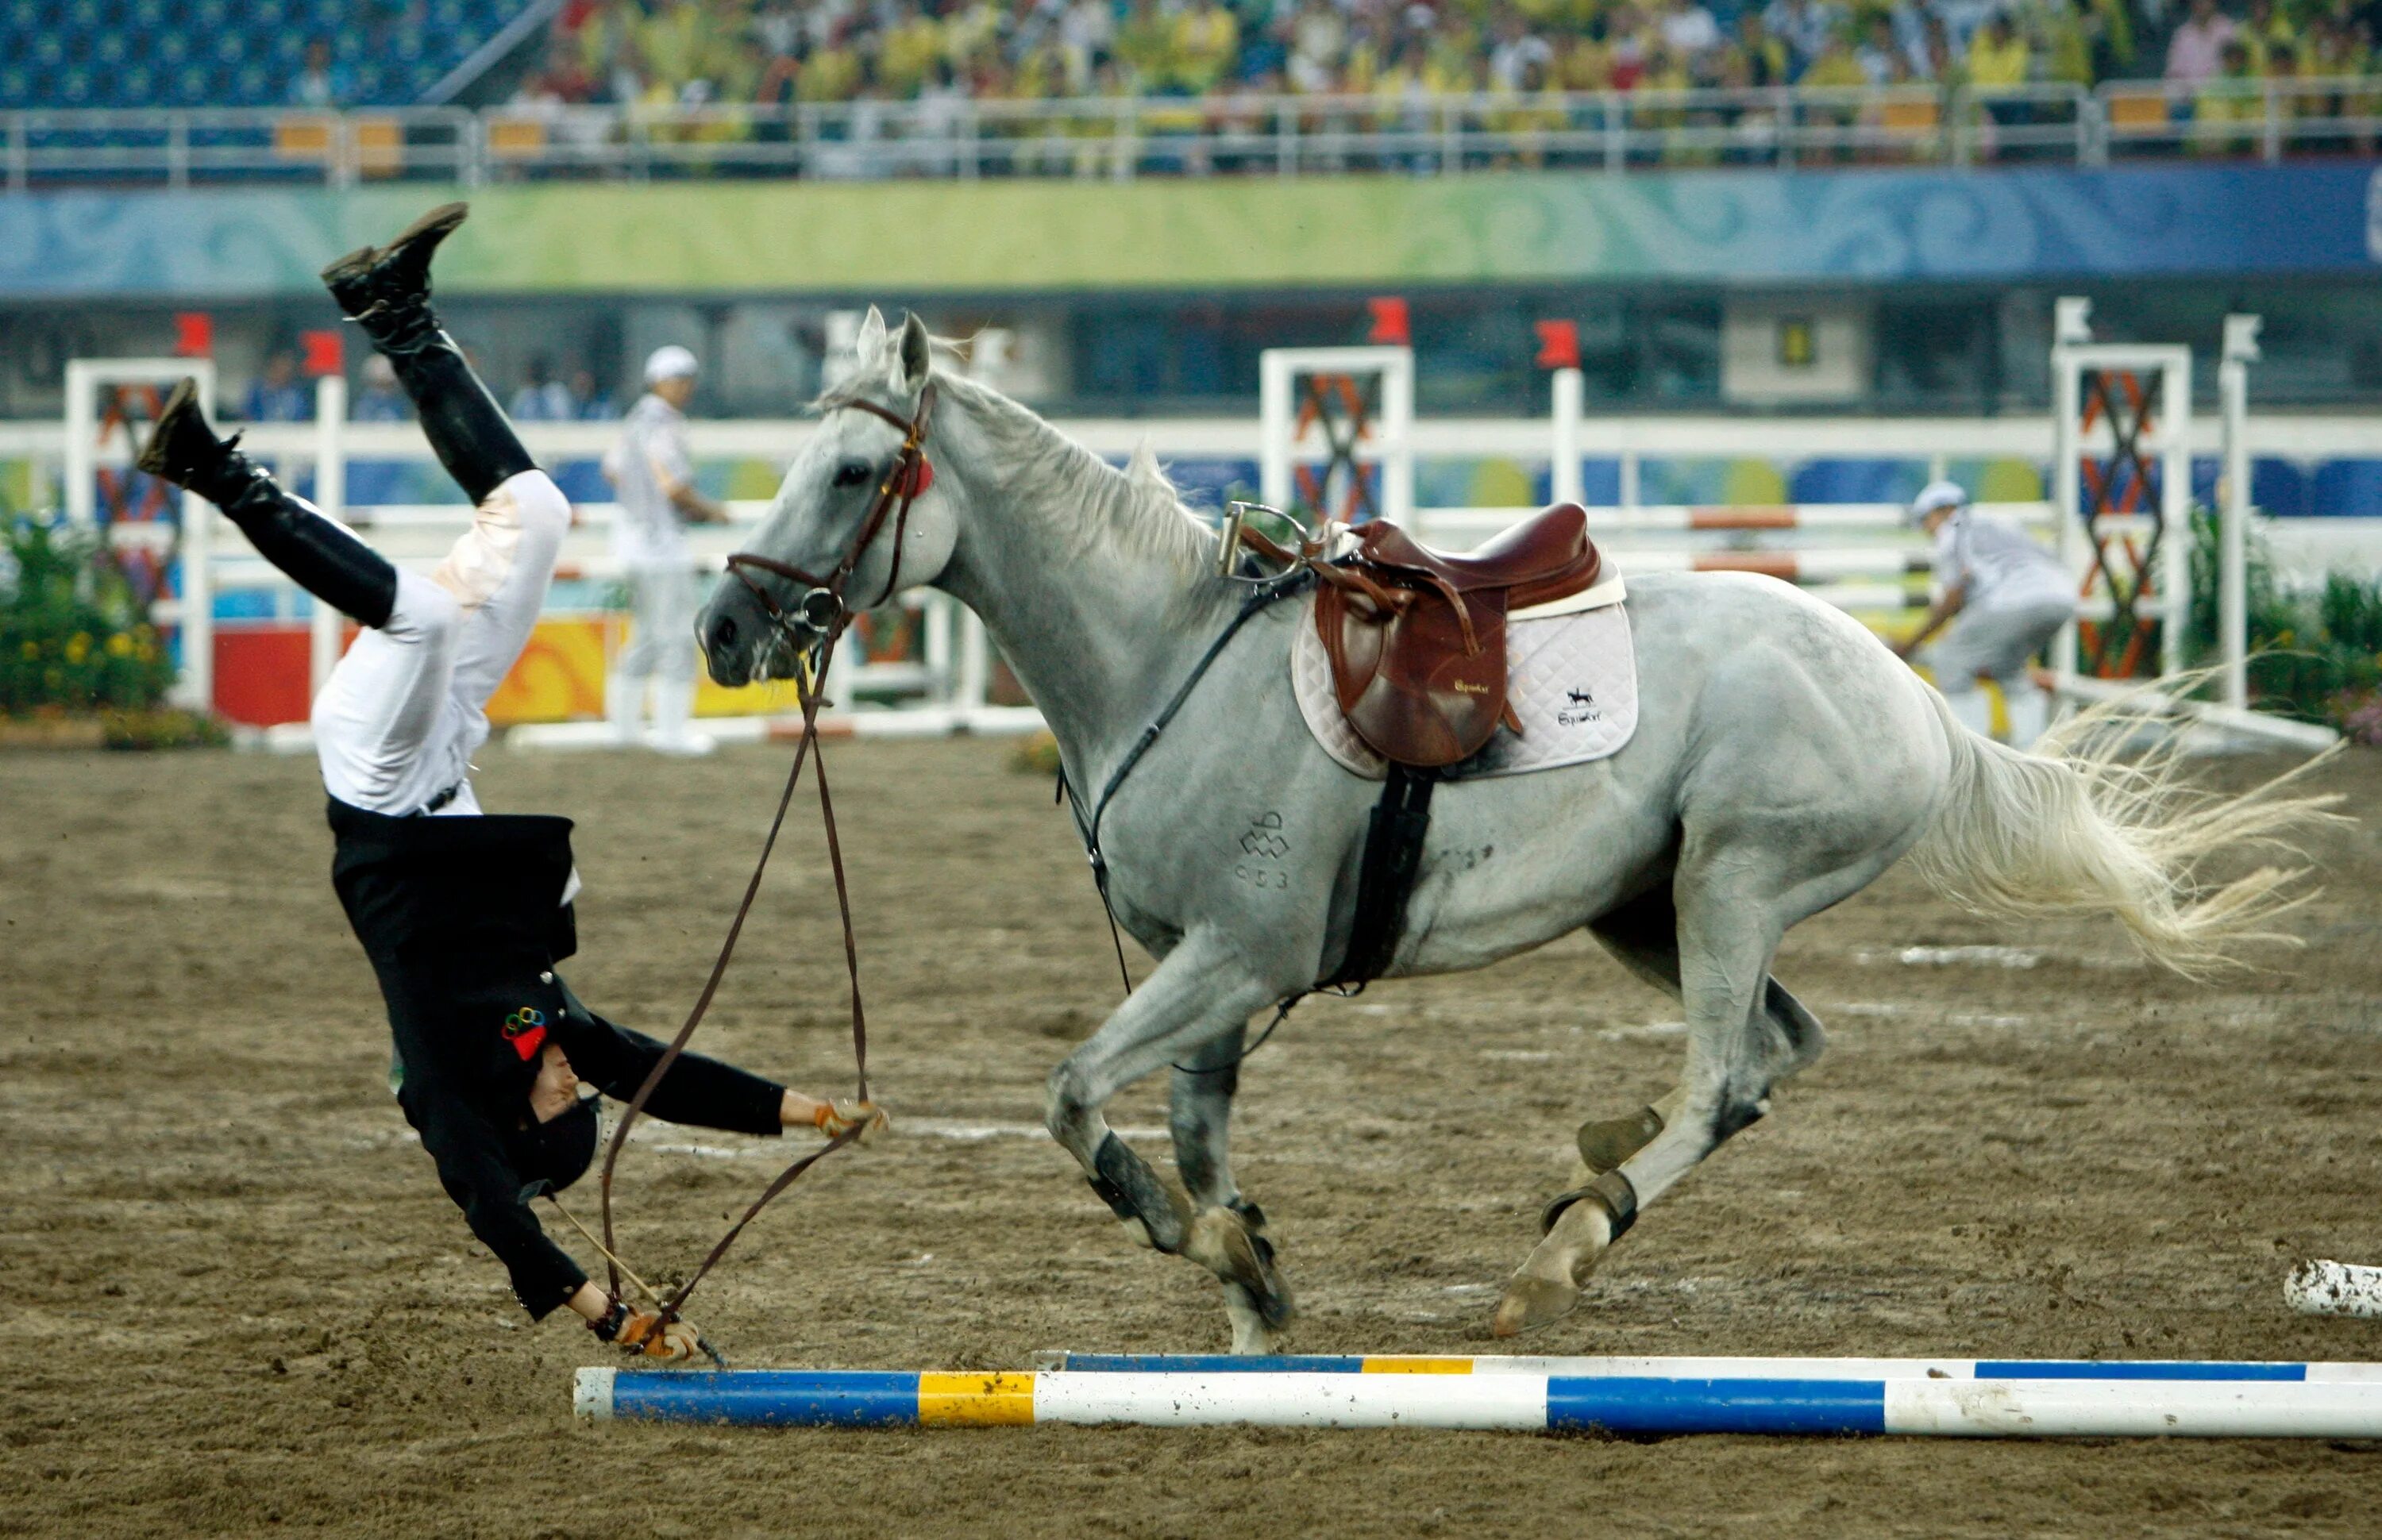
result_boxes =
[1941,687,1993,739]
[649,676,715,755]
[606,671,644,747]
[2004,681,2051,749]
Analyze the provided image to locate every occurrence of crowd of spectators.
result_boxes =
[233,352,617,424]
[501,0,2382,119]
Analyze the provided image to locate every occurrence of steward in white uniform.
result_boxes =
[1894,479,2072,747]
[602,345,728,755]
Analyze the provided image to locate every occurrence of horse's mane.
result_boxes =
[816,348,1216,586]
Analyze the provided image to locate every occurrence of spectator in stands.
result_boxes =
[2166,0,2240,83]
[290,37,353,109]
[1858,14,1914,83]
[1285,0,1350,93]
[1061,0,1116,90]
[244,350,314,423]
[1729,8,1795,87]
[1968,12,2035,92]
[515,39,597,107]
[352,354,410,423]
[879,2,946,95]
[1487,6,1557,91]
[1606,4,1652,90]
[1660,0,1725,61]
[1174,0,1242,94]
[2192,37,2264,148]
[1762,0,1844,75]
[510,356,578,422]
[1931,0,2000,56]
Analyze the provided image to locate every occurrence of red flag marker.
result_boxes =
[1534,319,1581,370]
[1366,296,1411,346]
[299,329,345,377]
[172,312,214,357]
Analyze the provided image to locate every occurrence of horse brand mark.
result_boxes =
[1557,683,1603,729]
[1235,810,1291,891]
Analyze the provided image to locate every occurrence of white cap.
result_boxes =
[1909,479,1967,522]
[643,345,699,385]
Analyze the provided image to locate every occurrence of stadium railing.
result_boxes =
[3,81,2374,190]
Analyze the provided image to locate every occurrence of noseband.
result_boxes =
[725,383,939,653]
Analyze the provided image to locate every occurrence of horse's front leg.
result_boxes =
[1046,934,1293,1342]
[1170,1022,1285,1353]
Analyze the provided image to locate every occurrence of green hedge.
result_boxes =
[2186,506,2382,743]
[1,516,179,717]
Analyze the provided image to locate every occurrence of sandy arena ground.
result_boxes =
[5,736,2382,1538]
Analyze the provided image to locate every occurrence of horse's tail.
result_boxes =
[1905,684,2343,976]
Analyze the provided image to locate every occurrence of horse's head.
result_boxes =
[700,308,961,686]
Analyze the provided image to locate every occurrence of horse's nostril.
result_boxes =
[711,615,739,653]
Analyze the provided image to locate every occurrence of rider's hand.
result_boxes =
[614,1310,702,1363]
[815,1098,891,1145]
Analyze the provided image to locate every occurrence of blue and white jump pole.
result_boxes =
[576,1365,2382,1438]
[1036,1352,2382,1382]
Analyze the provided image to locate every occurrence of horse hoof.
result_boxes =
[1224,1283,1278,1355]
[1188,1206,1295,1330]
[1490,1276,1578,1337]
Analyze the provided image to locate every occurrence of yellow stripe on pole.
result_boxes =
[1360,1357,1474,1374]
[919,1372,1038,1426]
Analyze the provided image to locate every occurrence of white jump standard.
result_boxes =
[573,1367,2382,1438]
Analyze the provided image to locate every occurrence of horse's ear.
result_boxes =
[855,306,888,368]
[896,312,932,394]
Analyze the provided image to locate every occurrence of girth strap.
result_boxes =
[1320,764,1436,990]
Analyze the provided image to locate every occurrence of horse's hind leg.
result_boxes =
[1168,1022,1284,1354]
[1494,881,1799,1336]
[1571,890,1825,1176]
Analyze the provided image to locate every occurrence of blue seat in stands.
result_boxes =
[0,0,528,108]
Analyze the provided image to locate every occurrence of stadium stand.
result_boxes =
[0,0,2376,181]
[0,0,534,110]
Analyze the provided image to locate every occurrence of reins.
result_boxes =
[593,383,935,1330]
[1057,562,1316,1072]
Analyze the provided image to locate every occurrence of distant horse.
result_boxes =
[700,310,2331,1353]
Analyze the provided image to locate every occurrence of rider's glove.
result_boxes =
[814,1098,891,1145]
[589,1299,701,1363]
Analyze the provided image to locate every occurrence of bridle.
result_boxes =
[592,382,938,1346]
[722,383,939,656]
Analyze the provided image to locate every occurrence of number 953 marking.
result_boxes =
[1235,810,1290,891]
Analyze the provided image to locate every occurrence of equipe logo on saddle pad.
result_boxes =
[503,1006,549,1061]
[1557,686,1603,728]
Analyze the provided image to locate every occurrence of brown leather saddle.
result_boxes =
[1310,504,1603,768]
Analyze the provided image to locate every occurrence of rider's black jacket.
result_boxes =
[326,799,784,1318]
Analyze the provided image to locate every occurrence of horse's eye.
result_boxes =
[832,460,872,488]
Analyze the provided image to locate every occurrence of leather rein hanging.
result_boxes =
[594,383,938,1330]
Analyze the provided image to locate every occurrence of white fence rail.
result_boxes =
[3,79,2376,190]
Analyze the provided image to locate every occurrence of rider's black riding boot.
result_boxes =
[319,202,534,505]
[138,379,398,629]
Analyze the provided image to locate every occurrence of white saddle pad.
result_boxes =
[1291,586,1640,782]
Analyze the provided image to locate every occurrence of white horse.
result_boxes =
[700,311,2330,1353]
